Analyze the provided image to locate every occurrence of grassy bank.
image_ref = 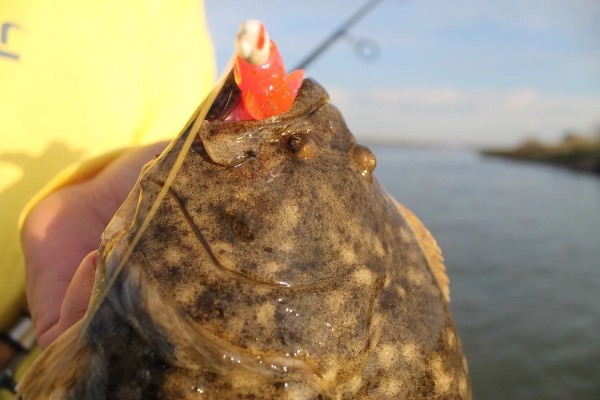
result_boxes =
[481,134,600,175]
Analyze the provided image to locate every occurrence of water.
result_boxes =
[373,147,600,399]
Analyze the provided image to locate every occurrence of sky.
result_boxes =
[205,0,600,147]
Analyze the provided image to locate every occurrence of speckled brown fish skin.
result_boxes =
[19,77,471,399]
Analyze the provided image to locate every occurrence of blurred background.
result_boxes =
[205,1,600,398]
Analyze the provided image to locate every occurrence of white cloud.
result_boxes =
[327,85,600,147]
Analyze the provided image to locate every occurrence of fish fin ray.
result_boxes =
[394,199,451,302]
[17,319,91,399]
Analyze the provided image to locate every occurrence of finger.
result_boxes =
[23,142,168,346]
[36,250,98,349]
[23,184,106,345]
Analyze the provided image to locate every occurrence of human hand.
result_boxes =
[22,142,168,349]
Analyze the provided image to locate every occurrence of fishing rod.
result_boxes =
[294,0,387,70]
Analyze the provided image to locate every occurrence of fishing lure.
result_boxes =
[230,20,304,121]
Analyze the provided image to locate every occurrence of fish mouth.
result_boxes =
[193,71,330,169]
[204,71,243,122]
[190,134,258,168]
[194,84,330,169]
[190,136,223,166]
[205,71,330,124]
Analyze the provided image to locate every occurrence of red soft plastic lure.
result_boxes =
[229,20,304,121]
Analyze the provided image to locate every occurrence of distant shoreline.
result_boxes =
[480,134,600,175]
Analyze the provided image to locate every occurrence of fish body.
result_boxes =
[18,75,471,399]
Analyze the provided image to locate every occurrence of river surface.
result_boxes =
[373,147,600,400]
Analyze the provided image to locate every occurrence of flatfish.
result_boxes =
[18,23,471,400]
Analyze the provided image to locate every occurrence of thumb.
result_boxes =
[37,250,98,349]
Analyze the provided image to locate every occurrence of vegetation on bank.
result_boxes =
[481,132,600,175]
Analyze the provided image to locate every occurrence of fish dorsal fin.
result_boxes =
[16,319,91,398]
[394,199,450,302]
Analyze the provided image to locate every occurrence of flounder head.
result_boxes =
[138,74,381,289]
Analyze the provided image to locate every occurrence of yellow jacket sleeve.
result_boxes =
[0,0,216,330]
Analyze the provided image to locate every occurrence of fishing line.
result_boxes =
[79,56,236,338]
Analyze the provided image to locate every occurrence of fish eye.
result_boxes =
[244,149,258,160]
[282,132,317,159]
[284,133,303,154]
